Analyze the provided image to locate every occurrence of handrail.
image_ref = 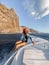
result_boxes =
[4,51,17,65]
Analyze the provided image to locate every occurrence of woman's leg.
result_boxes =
[13,41,26,51]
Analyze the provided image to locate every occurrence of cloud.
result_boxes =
[42,9,49,17]
[22,0,49,19]
[31,11,36,16]
[37,7,49,19]
[36,0,49,19]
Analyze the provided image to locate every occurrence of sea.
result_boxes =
[30,33,49,41]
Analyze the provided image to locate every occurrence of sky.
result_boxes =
[1,0,49,33]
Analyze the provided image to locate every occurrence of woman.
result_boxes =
[21,28,33,43]
[14,28,34,50]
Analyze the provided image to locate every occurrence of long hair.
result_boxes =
[23,28,28,42]
[23,28,28,35]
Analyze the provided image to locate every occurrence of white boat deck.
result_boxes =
[23,44,49,65]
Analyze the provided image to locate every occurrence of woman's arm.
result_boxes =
[28,34,35,45]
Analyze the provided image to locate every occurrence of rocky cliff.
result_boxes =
[0,4,20,34]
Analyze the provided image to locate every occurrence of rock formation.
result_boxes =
[0,4,20,34]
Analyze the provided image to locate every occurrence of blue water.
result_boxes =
[30,33,49,41]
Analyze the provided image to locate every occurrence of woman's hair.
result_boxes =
[23,28,28,34]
